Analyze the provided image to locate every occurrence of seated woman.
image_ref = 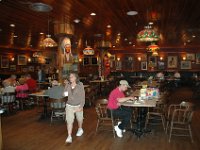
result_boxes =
[16,78,29,98]
[1,80,15,94]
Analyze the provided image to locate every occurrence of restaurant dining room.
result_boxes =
[0,0,200,150]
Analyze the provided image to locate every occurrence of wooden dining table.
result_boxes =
[29,91,49,119]
[121,97,157,138]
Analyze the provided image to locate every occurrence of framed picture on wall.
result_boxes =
[181,61,191,69]
[148,56,157,67]
[186,53,195,61]
[28,66,34,72]
[83,57,90,65]
[18,55,27,65]
[116,61,122,70]
[21,66,28,72]
[167,56,177,68]
[109,54,115,61]
[158,61,165,70]
[123,55,134,70]
[196,53,200,64]
[1,56,9,68]
[141,61,147,70]
[10,65,16,71]
[91,57,98,65]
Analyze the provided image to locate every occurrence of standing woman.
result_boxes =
[64,72,85,143]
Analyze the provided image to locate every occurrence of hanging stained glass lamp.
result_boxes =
[147,43,159,56]
[137,26,159,42]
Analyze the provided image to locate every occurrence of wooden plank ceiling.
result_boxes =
[0,0,200,49]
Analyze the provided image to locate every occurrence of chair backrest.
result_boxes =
[172,108,194,124]
[95,99,109,118]
[50,98,67,109]
[16,90,29,98]
[167,102,194,119]
[1,92,16,104]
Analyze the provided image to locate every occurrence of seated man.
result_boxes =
[44,80,66,108]
[25,74,37,92]
[44,80,64,99]
[1,80,15,94]
[107,80,134,138]
[156,71,164,81]
[174,71,181,79]
[3,74,18,86]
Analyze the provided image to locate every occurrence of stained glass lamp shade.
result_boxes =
[147,43,159,56]
[42,34,57,47]
[137,28,159,42]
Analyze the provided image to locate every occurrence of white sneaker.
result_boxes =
[114,125,123,138]
[65,136,72,143]
[117,122,126,133]
[76,128,84,137]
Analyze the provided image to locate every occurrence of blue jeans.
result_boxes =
[109,106,132,130]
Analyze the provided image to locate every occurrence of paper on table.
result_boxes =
[64,91,68,97]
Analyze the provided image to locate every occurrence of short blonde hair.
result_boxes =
[19,78,26,85]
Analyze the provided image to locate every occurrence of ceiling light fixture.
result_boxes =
[147,43,159,56]
[149,22,154,25]
[137,26,160,42]
[127,11,138,16]
[13,35,18,38]
[42,14,57,47]
[74,19,80,23]
[10,24,15,27]
[29,2,53,12]
[40,32,44,35]
[107,24,111,28]
[192,35,196,38]
[90,12,96,16]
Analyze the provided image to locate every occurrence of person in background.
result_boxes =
[38,67,45,82]
[64,72,85,143]
[25,74,37,92]
[107,80,134,138]
[156,71,165,81]
[174,71,181,79]
[44,80,64,99]
[1,80,15,94]
[16,78,29,98]
[3,75,18,86]
[174,71,181,87]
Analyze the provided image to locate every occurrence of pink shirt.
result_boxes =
[107,87,125,110]
[16,84,29,98]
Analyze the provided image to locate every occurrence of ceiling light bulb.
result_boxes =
[74,19,80,23]
[107,24,111,28]
[127,11,138,16]
[149,22,154,25]
[192,35,196,38]
[90,12,96,16]
[10,24,15,27]
[40,32,44,35]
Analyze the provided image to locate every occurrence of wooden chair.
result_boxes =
[95,99,116,138]
[165,102,194,142]
[1,92,16,114]
[145,93,168,131]
[16,90,30,110]
[85,87,95,107]
[50,98,67,124]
